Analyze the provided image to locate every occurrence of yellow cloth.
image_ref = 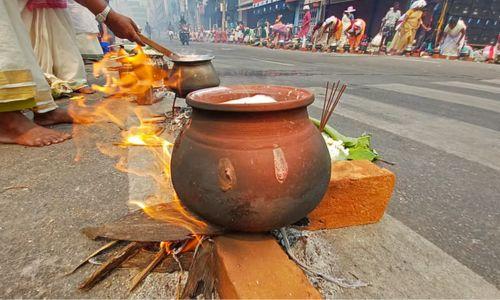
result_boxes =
[0,70,37,112]
[0,0,56,113]
[391,9,423,53]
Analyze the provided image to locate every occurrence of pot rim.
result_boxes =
[171,54,214,63]
[186,85,314,112]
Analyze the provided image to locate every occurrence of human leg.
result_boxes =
[0,1,70,146]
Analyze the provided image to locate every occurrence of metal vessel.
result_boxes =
[167,55,220,98]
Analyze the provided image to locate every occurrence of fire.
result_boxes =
[71,44,206,248]
[92,46,155,98]
[159,236,201,255]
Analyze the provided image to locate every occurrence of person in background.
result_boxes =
[339,6,356,48]
[344,18,366,51]
[415,0,441,51]
[67,0,103,58]
[344,5,356,20]
[0,0,143,147]
[314,15,342,49]
[298,5,311,48]
[438,17,466,58]
[311,21,323,47]
[168,22,175,40]
[325,15,344,46]
[380,2,401,49]
[389,0,429,55]
[271,14,286,47]
[257,19,269,44]
[144,21,152,38]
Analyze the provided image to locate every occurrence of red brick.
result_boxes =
[214,234,322,299]
[307,160,395,230]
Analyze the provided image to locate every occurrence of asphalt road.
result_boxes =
[0,42,498,297]
[167,41,500,286]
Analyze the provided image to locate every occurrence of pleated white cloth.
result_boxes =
[20,0,88,90]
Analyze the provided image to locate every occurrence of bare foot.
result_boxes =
[34,108,74,126]
[34,106,96,126]
[75,86,95,94]
[0,111,71,147]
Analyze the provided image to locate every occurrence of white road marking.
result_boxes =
[384,56,440,63]
[434,81,500,94]
[369,83,500,113]
[251,58,295,66]
[481,79,500,85]
[309,89,500,171]
[313,215,500,298]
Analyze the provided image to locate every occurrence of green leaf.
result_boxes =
[347,148,379,161]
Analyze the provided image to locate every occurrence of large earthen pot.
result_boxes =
[171,85,331,232]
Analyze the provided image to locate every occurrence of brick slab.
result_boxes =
[306,160,395,230]
[214,234,322,299]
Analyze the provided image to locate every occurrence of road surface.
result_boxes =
[0,41,498,297]
[168,41,500,287]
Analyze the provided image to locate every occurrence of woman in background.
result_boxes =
[344,18,366,51]
[339,6,356,48]
[389,0,429,55]
[438,17,466,57]
[298,5,311,48]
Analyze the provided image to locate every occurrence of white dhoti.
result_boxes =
[440,20,467,57]
[440,34,465,57]
[0,0,56,113]
[20,0,88,90]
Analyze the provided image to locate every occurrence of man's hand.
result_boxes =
[105,10,144,46]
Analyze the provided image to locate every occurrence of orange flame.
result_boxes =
[71,44,206,244]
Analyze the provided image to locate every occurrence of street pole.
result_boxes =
[221,0,227,31]
[435,0,449,47]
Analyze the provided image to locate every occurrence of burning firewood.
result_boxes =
[66,240,119,276]
[121,249,193,272]
[129,243,169,292]
[79,241,144,291]
[181,239,217,299]
[81,203,225,242]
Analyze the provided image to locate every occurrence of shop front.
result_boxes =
[245,0,298,27]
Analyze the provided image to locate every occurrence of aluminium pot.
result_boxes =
[170,85,331,232]
[167,55,220,98]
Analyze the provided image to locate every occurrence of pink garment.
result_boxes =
[298,11,311,38]
[272,23,287,35]
[27,0,67,10]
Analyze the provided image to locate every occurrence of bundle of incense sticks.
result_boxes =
[319,81,347,132]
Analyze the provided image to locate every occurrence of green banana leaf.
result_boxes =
[310,117,380,161]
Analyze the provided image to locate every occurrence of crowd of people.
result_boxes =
[188,0,499,62]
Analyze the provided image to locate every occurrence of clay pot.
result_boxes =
[171,85,331,232]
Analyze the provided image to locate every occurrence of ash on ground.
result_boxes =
[280,229,366,298]
[165,107,192,139]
